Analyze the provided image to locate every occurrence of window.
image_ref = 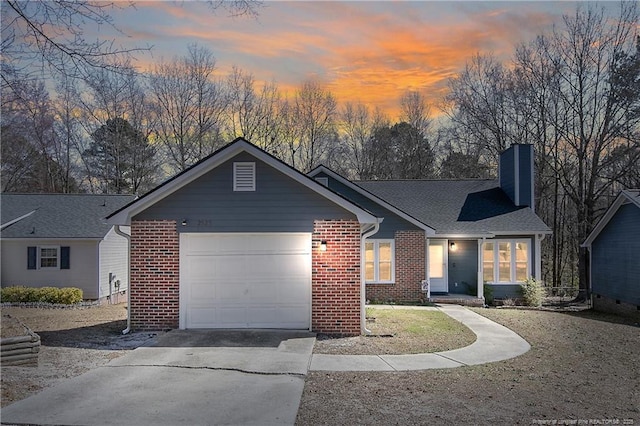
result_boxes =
[365,240,395,283]
[482,240,529,283]
[40,247,59,268]
[482,242,494,282]
[27,246,70,270]
[233,162,255,191]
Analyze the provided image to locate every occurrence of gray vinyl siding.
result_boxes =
[317,172,421,238]
[448,240,478,295]
[135,153,356,232]
[591,203,640,306]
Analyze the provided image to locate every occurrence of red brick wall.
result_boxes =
[130,220,180,330]
[312,220,362,336]
[365,230,426,303]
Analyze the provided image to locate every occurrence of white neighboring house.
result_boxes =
[1,194,135,301]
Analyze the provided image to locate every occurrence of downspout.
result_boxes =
[114,225,131,335]
[361,220,381,335]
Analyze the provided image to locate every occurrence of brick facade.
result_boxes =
[130,220,180,330]
[366,230,426,303]
[312,220,362,336]
[128,218,363,335]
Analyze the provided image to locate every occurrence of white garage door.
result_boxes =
[180,233,311,329]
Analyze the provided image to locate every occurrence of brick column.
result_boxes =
[366,230,426,303]
[130,220,180,330]
[312,220,361,336]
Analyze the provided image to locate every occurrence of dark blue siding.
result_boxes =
[316,173,421,238]
[518,145,533,208]
[448,240,478,295]
[489,284,522,299]
[500,144,534,208]
[499,147,516,205]
[591,203,640,306]
[135,153,356,232]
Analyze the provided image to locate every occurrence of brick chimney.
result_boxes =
[499,144,535,211]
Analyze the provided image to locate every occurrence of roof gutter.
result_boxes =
[360,219,382,335]
[114,225,131,335]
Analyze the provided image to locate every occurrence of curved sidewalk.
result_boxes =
[310,304,530,371]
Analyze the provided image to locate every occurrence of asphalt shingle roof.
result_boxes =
[356,179,551,235]
[1,194,135,239]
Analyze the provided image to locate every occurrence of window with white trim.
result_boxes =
[365,239,395,283]
[482,240,530,283]
[27,246,70,270]
[233,162,255,191]
[39,246,59,268]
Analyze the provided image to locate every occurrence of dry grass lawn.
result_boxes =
[297,308,640,425]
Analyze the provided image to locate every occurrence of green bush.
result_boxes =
[0,286,83,304]
[520,277,544,307]
[483,283,494,305]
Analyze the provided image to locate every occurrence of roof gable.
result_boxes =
[309,165,435,235]
[582,189,640,247]
[1,194,135,239]
[107,138,379,225]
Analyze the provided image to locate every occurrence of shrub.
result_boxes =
[520,277,544,307]
[483,284,494,305]
[0,286,83,304]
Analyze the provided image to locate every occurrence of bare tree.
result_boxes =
[338,102,389,179]
[149,44,224,172]
[224,66,282,154]
[286,80,338,172]
[444,2,640,297]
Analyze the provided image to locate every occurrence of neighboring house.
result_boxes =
[1,194,135,301]
[310,143,551,303]
[107,138,550,335]
[582,189,640,318]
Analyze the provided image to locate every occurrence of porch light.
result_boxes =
[320,240,327,252]
[181,219,188,226]
[450,242,457,252]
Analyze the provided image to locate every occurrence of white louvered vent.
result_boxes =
[233,162,256,191]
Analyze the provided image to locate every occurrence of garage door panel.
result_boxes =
[217,307,249,326]
[181,233,311,329]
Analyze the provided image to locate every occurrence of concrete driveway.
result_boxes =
[1,330,316,426]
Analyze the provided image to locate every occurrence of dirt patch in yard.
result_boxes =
[297,308,640,425]
[1,304,158,407]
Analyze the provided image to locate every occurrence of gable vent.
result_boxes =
[233,162,256,191]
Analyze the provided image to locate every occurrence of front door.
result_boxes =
[429,240,448,293]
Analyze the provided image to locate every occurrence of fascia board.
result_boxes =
[432,233,495,239]
[309,165,436,234]
[582,192,626,247]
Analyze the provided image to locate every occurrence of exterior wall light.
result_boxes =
[181,219,188,226]
[450,242,457,251]
[320,240,327,252]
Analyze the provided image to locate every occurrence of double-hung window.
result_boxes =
[482,240,529,283]
[27,246,70,270]
[365,240,395,283]
[39,246,59,268]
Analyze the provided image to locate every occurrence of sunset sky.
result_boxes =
[90,1,607,119]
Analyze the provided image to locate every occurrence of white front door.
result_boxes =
[429,240,448,293]
[180,233,312,329]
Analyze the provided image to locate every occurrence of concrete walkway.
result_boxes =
[310,304,531,371]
